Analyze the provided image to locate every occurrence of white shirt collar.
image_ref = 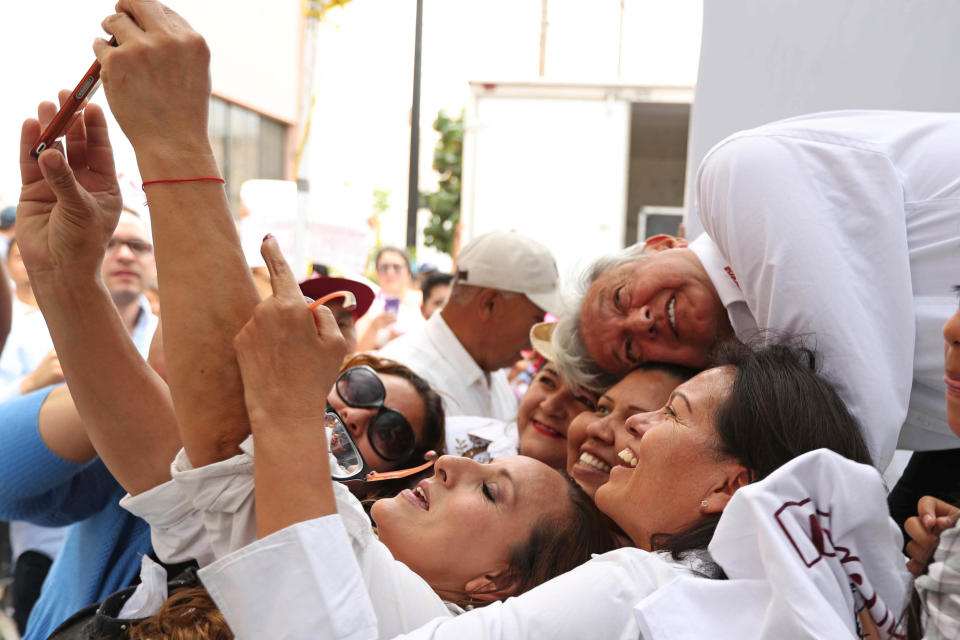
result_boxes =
[425,313,485,387]
[688,233,745,308]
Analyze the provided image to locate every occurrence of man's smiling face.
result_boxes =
[579,248,731,373]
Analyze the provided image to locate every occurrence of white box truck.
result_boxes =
[460,80,692,284]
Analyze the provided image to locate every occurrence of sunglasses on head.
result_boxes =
[336,365,417,463]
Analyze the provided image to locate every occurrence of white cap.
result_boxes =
[455,231,561,314]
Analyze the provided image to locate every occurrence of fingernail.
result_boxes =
[263,233,273,241]
[42,152,63,169]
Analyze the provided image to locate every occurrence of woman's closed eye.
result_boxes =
[482,481,496,503]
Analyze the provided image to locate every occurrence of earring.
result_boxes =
[700,499,708,508]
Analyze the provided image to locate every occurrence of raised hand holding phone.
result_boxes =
[17,91,122,281]
[94,1,215,177]
[30,37,116,158]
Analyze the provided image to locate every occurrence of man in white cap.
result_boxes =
[378,230,560,421]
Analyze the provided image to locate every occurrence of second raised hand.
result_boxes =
[94,0,214,169]
[17,96,122,279]
[234,236,346,426]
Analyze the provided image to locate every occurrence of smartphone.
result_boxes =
[384,296,400,316]
[31,37,117,158]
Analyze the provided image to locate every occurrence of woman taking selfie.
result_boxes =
[203,312,901,639]
[15,4,618,637]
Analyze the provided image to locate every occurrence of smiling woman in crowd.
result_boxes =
[443,322,602,468]
[565,363,695,499]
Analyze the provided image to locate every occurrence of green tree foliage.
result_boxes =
[420,110,463,255]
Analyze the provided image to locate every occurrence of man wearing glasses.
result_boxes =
[101,210,157,338]
[0,210,157,402]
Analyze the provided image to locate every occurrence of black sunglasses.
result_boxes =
[336,365,417,462]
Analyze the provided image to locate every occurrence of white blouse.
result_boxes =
[121,436,453,638]
[196,450,912,640]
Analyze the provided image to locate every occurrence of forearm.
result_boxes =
[37,384,94,463]
[31,270,178,494]
[138,147,261,467]
[0,259,12,353]
[252,418,336,539]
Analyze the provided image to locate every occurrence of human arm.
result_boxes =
[95,1,261,467]
[16,94,180,495]
[0,256,12,354]
[201,544,677,640]
[906,496,960,577]
[356,309,396,351]
[696,132,913,470]
[0,387,121,524]
[233,237,345,538]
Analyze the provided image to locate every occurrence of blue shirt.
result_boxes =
[0,299,158,639]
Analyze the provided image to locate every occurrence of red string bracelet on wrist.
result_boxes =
[141,177,225,190]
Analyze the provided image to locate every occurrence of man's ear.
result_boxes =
[642,234,687,254]
[463,567,517,604]
[475,288,499,321]
[699,464,752,515]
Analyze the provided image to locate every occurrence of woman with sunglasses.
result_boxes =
[330,353,444,474]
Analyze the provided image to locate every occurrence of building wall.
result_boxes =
[0,0,301,206]
[173,0,302,125]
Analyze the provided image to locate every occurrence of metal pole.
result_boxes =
[406,0,424,251]
[539,0,548,77]
[617,0,625,79]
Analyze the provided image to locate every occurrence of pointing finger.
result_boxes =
[259,235,302,302]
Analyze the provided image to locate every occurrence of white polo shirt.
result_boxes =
[694,110,960,470]
[377,313,518,422]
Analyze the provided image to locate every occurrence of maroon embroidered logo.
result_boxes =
[774,498,905,639]
[724,266,740,289]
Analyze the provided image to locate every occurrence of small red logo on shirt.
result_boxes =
[724,266,740,289]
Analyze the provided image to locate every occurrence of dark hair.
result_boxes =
[637,361,701,384]
[453,473,622,607]
[651,340,872,559]
[421,272,453,302]
[340,353,445,466]
[375,246,412,274]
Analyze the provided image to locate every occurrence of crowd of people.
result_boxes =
[0,1,958,638]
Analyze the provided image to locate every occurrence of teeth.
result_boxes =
[413,486,428,508]
[577,452,611,473]
[618,448,638,468]
[667,297,676,332]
